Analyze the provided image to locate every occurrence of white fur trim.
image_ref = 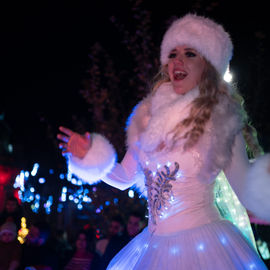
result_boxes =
[68,133,117,184]
[242,154,270,221]
[126,95,152,148]
[160,14,233,76]
[202,94,243,178]
[140,82,199,152]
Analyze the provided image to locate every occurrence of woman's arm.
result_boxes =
[57,127,141,190]
[102,148,141,190]
[224,133,270,221]
[224,133,250,199]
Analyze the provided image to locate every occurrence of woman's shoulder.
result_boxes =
[126,95,152,148]
[213,93,244,130]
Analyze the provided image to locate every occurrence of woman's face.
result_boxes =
[167,45,205,95]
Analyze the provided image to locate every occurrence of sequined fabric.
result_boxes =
[143,162,180,224]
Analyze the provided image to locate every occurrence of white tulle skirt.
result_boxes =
[107,220,267,270]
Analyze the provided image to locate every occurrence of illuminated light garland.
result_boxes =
[31,163,39,176]
[17,217,29,244]
[214,171,256,249]
[256,239,270,260]
[13,162,140,216]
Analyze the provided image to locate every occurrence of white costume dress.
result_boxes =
[68,82,270,269]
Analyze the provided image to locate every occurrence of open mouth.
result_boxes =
[173,70,187,80]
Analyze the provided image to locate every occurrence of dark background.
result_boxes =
[1,0,270,169]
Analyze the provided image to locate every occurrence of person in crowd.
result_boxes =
[0,221,21,270]
[0,196,22,230]
[57,14,270,269]
[51,229,73,269]
[96,215,124,257]
[98,211,144,270]
[64,229,99,270]
[20,221,58,270]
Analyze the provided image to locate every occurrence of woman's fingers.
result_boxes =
[57,134,70,143]
[59,126,74,136]
[57,127,91,158]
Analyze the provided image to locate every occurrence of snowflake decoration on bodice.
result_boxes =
[143,162,180,224]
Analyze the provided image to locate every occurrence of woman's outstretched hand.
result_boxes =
[57,126,92,159]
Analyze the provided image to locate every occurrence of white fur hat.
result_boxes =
[160,14,233,76]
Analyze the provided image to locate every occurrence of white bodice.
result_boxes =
[138,125,222,235]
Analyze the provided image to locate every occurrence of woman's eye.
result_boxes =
[185,51,196,57]
[168,53,177,58]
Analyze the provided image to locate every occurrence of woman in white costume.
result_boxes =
[57,14,270,269]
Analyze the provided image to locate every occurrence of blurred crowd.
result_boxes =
[0,196,145,270]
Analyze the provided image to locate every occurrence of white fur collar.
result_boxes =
[126,82,243,174]
[140,82,199,152]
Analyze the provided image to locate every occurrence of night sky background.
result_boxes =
[1,0,270,170]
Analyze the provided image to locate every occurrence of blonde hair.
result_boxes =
[150,60,263,156]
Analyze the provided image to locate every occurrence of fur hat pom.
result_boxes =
[160,14,233,76]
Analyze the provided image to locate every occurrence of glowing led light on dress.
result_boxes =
[170,246,180,255]
[160,212,168,219]
[145,161,149,166]
[166,161,172,167]
[220,236,227,245]
[197,243,205,251]
[77,204,83,210]
[157,163,161,169]
[30,187,35,193]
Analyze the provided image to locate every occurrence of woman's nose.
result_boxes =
[175,54,184,63]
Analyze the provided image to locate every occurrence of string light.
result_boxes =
[223,67,233,82]
[13,162,140,215]
[214,171,256,249]
[31,163,39,176]
[17,217,29,244]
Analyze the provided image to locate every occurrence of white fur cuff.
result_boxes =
[68,133,117,184]
[242,154,270,221]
